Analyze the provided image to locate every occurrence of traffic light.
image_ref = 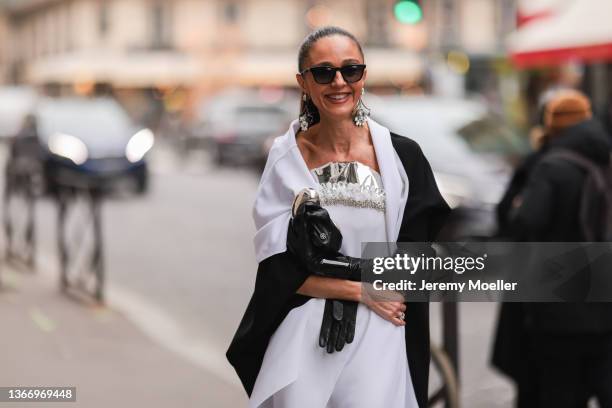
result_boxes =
[394,0,423,24]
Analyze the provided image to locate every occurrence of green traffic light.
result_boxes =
[394,1,422,24]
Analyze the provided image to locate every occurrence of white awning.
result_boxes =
[208,48,423,87]
[26,48,423,88]
[508,0,612,67]
[27,51,203,87]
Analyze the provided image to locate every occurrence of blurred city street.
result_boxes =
[0,263,246,408]
[0,140,514,407]
[0,141,253,407]
[1,0,611,406]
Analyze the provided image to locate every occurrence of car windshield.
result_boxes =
[37,99,133,149]
[236,106,286,123]
[456,115,529,158]
[233,106,287,132]
[374,107,480,173]
[372,98,521,174]
[0,88,36,137]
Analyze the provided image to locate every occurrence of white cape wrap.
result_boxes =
[253,118,409,263]
[249,118,410,406]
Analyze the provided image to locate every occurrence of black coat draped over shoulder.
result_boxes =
[226,134,450,408]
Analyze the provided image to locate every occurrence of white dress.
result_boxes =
[249,161,418,408]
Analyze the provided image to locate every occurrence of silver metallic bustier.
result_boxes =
[311,161,386,212]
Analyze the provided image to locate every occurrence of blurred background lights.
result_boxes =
[306,5,332,29]
[446,51,471,75]
[258,87,285,104]
[394,0,423,25]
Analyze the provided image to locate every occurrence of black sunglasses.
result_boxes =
[300,64,366,85]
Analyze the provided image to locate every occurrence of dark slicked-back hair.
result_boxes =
[297,26,364,128]
[297,26,364,72]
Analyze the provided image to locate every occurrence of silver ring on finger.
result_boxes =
[398,311,405,321]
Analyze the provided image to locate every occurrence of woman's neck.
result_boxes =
[313,116,367,156]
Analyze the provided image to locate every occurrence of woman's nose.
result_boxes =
[330,70,346,87]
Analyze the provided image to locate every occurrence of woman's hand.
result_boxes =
[287,202,343,273]
[360,285,406,327]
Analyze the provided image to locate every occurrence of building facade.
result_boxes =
[0,7,10,83]
[0,0,520,123]
[422,0,518,103]
[0,0,428,90]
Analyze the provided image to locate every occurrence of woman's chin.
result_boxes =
[319,106,355,122]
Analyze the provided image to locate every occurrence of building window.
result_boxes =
[151,1,173,49]
[366,0,390,47]
[98,0,109,38]
[64,2,73,52]
[439,0,458,51]
[498,0,516,37]
[223,1,239,24]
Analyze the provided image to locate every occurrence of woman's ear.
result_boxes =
[296,73,306,94]
[295,74,310,99]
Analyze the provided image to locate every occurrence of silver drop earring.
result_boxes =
[299,93,314,131]
[352,88,370,127]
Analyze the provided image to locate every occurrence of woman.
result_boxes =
[227,26,449,408]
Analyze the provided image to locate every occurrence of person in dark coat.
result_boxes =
[5,114,43,193]
[496,89,555,238]
[492,90,612,407]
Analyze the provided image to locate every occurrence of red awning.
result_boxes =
[508,0,612,68]
[515,0,569,27]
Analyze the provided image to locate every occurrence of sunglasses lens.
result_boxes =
[307,65,365,84]
[341,65,365,83]
[310,67,336,84]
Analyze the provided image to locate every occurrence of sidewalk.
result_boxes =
[0,265,247,408]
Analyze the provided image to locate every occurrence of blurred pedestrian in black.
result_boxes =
[9,114,39,156]
[5,114,43,192]
[492,90,612,407]
[496,90,555,238]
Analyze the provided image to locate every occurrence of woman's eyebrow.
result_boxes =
[311,61,334,67]
[311,59,362,67]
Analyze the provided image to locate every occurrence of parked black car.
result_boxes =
[6,97,154,196]
[189,88,297,165]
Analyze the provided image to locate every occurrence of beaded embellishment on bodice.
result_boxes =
[311,161,386,212]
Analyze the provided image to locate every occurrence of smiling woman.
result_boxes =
[227,26,450,408]
[296,27,368,135]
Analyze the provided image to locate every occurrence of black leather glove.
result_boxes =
[287,200,365,353]
[287,201,341,256]
[287,201,365,281]
[320,299,358,353]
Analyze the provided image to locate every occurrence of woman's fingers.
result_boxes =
[379,301,405,315]
[362,295,402,315]
[388,312,405,326]
[386,303,406,325]
[368,301,406,326]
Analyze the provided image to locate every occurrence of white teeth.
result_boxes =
[328,94,348,100]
